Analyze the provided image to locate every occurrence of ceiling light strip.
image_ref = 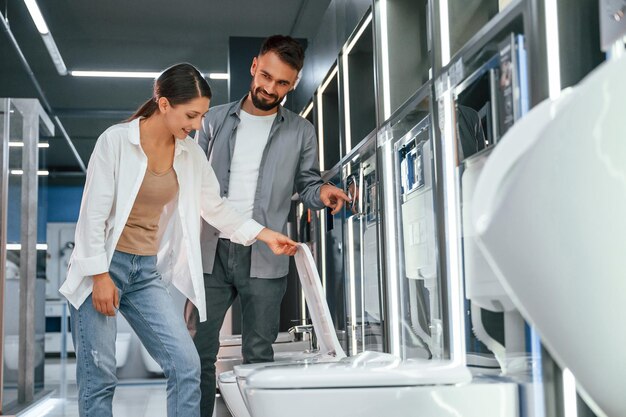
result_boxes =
[9,142,49,148]
[71,71,230,80]
[208,73,229,80]
[23,0,49,34]
[70,71,160,78]
[10,170,49,176]
[380,0,392,120]
[6,243,48,251]
[545,0,561,99]
[41,33,67,75]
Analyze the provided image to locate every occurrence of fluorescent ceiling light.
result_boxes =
[71,71,230,80]
[380,0,391,119]
[7,243,48,251]
[10,169,49,176]
[9,142,49,148]
[23,0,49,34]
[545,0,561,99]
[439,0,451,66]
[70,71,160,78]
[23,0,67,75]
[563,368,578,417]
[42,33,67,75]
[208,73,229,80]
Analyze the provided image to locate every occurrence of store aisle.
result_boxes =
[16,359,231,417]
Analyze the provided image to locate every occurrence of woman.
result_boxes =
[59,63,297,417]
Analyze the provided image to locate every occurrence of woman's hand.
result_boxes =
[256,228,298,256]
[92,272,119,316]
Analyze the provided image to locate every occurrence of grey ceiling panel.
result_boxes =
[0,0,331,176]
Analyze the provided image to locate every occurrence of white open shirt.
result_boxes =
[59,118,263,321]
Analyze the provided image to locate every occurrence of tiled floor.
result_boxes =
[15,359,231,417]
[24,383,168,417]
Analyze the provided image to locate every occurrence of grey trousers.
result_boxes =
[189,239,288,417]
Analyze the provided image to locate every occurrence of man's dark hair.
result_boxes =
[259,35,305,72]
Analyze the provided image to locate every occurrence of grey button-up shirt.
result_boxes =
[198,98,325,278]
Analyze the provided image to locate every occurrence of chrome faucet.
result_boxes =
[288,324,315,352]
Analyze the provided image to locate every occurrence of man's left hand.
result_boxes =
[320,184,351,215]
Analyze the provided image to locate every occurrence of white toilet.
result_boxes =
[218,243,352,417]
[114,332,132,368]
[472,52,626,417]
[243,357,518,417]
[230,245,519,417]
[140,342,162,373]
[241,344,520,417]
[4,335,22,370]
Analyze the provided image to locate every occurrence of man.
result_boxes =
[190,35,350,416]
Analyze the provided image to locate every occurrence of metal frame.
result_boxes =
[0,98,9,412]
[429,0,551,367]
[430,1,562,414]
[1,99,53,408]
[341,132,379,355]
[316,63,341,172]
[376,81,435,357]
[340,8,375,155]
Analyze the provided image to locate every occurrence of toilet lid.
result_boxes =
[245,353,471,389]
[294,244,346,358]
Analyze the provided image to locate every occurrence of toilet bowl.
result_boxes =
[243,357,518,417]
[218,244,347,417]
[140,342,163,374]
[4,335,20,370]
[220,350,342,417]
[4,334,46,371]
[115,332,132,368]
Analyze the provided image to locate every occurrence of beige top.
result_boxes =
[116,168,178,255]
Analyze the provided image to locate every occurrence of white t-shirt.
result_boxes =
[219,110,276,238]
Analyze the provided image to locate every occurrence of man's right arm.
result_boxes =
[294,123,325,209]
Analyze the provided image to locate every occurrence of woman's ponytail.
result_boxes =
[126,98,158,121]
[125,63,211,122]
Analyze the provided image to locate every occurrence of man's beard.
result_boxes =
[250,85,281,111]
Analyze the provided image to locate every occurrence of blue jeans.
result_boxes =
[70,250,201,417]
[190,239,287,417]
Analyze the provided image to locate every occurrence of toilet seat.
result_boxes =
[245,354,468,389]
